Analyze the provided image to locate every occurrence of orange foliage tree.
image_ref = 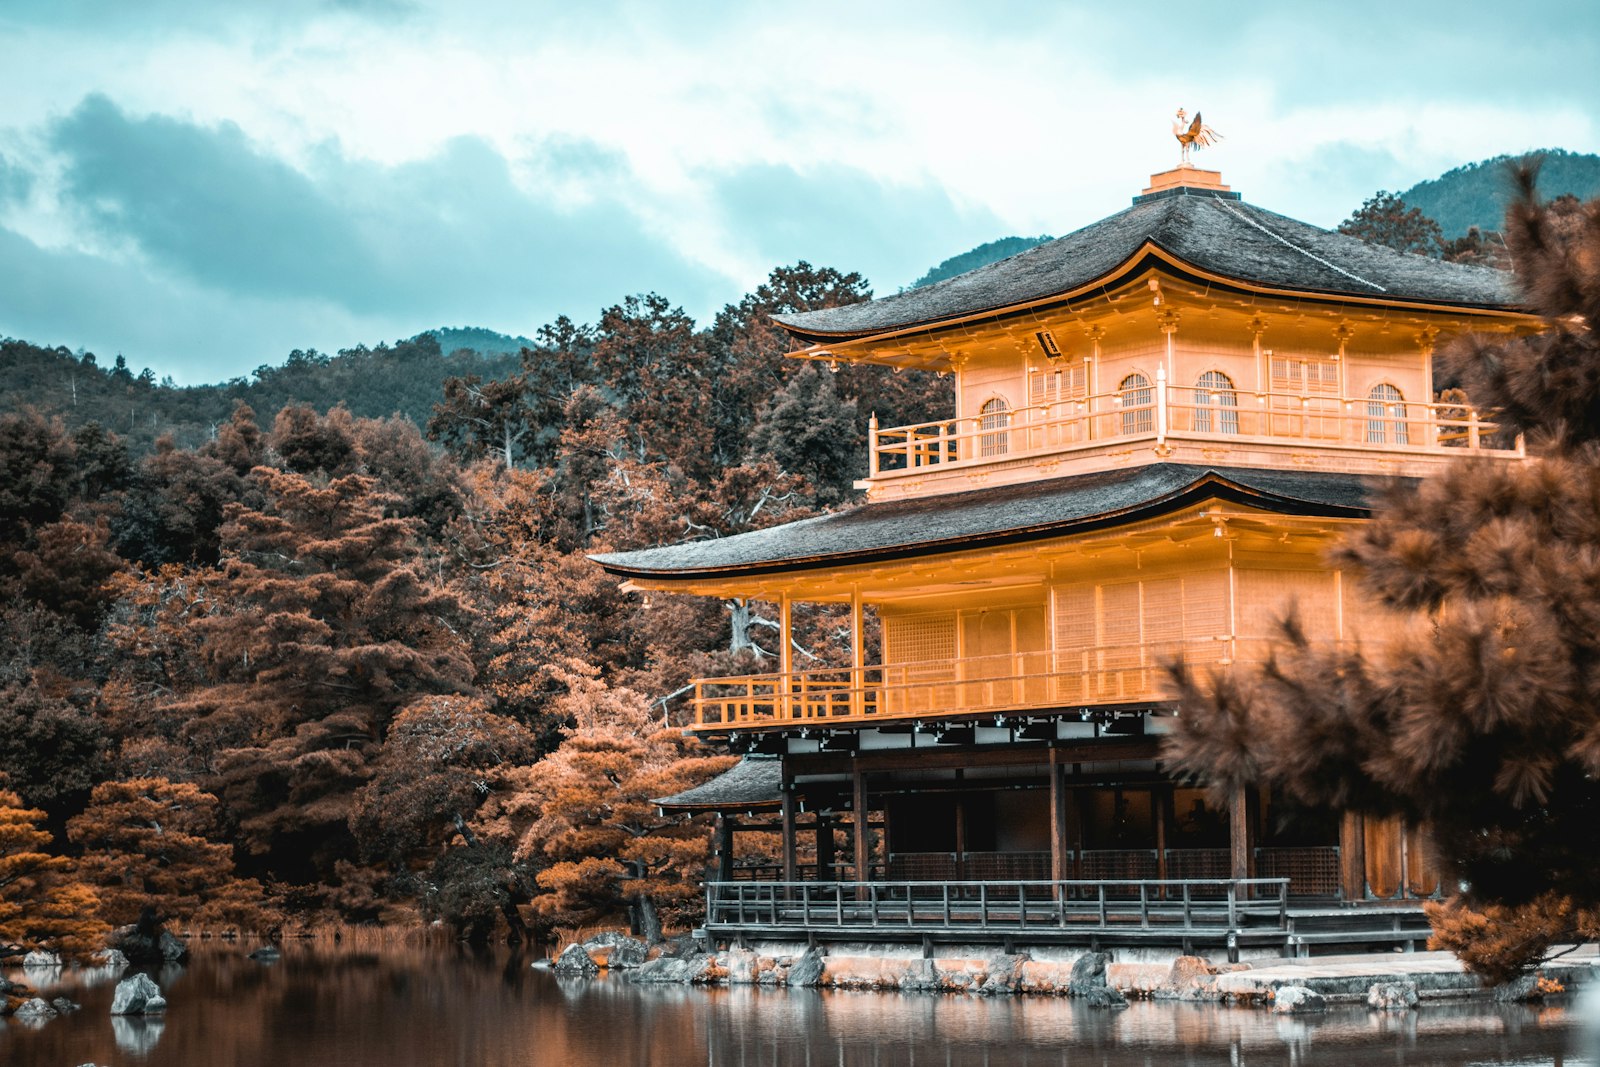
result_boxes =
[481,665,734,941]
[68,778,271,931]
[0,789,107,959]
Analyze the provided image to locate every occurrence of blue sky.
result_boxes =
[0,1,1594,383]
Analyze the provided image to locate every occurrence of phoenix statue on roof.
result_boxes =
[1173,108,1222,165]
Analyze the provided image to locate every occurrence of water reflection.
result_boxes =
[1,945,1587,1067]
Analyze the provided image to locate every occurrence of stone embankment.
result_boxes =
[613,944,1600,1010]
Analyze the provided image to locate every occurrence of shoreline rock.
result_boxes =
[110,973,166,1016]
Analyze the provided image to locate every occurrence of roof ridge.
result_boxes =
[1211,200,1387,293]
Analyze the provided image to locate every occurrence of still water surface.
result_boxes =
[2,943,1593,1066]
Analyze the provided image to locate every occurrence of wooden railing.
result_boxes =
[704,877,1291,942]
[690,640,1254,729]
[869,370,1522,478]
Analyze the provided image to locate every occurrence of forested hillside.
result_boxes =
[1397,149,1600,237]
[910,234,1054,288]
[0,263,952,949]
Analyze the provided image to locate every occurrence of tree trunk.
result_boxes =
[634,892,663,945]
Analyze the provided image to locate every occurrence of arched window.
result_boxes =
[1119,373,1153,435]
[1367,383,1409,444]
[1194,370,1239,434]
[978,396,1010,456]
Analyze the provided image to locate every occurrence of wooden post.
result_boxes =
[1340,810,1366,902]
[780,785,798,885]
[954,794,968,880]
[716,814,736,883]
[850,584,865,720]
[1154,786,1169,884]
[816,815,835,882]
[1228,780,1252,884]
[778,591,793,721]
[853,763,870,895]
[1049,752,1070,883]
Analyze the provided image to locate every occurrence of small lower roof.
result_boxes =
[654,757,782,812]
[592,464,1387,581]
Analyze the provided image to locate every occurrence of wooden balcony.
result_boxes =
[688,641,1255,731]
[868,371,1522,487]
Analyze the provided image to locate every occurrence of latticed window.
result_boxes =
[1366,383,1409,444]
[1118,373,1153,435]
[1194,370,1239,434]
[979,397,1010,456]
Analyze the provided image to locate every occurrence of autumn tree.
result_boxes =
[489,665,734,941]
[0,684,107,814]
[1338,191,1445,257]
[1168,170,1600,982]
[0,789,107,959]
[68,777,269,930]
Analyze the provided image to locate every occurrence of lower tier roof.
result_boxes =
[591,463,1389,581]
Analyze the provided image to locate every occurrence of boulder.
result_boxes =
[898,959,941,993]
[786,947,826,988]
[604,937,650,969]
[1366,980,1419,1010]
[627,952,717,984]
[552,943,599,977]
[144,994,168,1014]
[978,953,1030,996]
[1271,985,1327,1014]
[15,997,58,1019]
[158,931,189,963]
[110,973,165,1015]
[51,996,81,1014]
[1081,985,1129,1009]
[1068,951,1112,995]
[22,949,62,969]
[723,948,760,984]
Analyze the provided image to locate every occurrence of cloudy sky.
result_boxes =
[1,1,1594,383]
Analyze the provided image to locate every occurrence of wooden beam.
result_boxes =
[1228,781,1252,882]
[1049,751,1070,882]
[780,785,798,884]
[1340,810,1366,902]
[853,763,870,890]
[715,815,735,883]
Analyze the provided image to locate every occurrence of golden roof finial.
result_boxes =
[1172,108,1222,166]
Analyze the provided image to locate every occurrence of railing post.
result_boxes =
[1468,410,1481,450]
[1155,365,1169,447]
[1227,881,1239,930]
[1097,884,1107,928]
[868,414,880,477]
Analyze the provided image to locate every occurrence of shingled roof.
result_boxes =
[592,464,1387,580]
[774,189,1519,342]
[654,757,782,812]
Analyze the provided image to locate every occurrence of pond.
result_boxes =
[2,943,1593,1066]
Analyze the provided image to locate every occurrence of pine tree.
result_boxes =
[0,789,107,959]
[1168,169,1600,982]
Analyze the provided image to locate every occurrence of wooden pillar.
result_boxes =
[715,814,736,883]
[1340,811,1366,902]
[1154,786,1169,882]
[954,795,968,880]
[853,763,870,891]
[780,785,798,885]
[778,592,793,720]
[1228,780,1253,883]
[1049,753,1070,883]
[816,815,835,882]
[849,584,865,719]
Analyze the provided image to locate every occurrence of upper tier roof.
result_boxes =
[773,188,1520,342]
[592,464,1385,581]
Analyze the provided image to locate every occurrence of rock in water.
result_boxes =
[552,943,599,977]
[786,947,826,988]
[248,946,282,962]
[1081,985,1129,1009]
[51,996,81,1014]
[110,973,165,1015]
[22,949,62,969]
[158,931,189,963]
[15,997,58,1019]
[1271,985,1327,1014]
[1366,980,1419,1010]
[1067,951,1112,995]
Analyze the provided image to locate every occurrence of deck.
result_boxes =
[704,877,1433,959]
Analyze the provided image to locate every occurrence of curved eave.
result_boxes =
[776,241,1530,349]
[590,471,1372,584]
